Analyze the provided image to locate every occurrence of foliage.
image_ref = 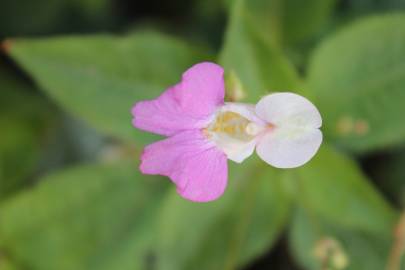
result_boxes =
[0,0,404,269]
[309,14,405,153]
[0,65,55,200]
[7,32,211,144]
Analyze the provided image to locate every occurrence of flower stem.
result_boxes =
[386,210,405,270]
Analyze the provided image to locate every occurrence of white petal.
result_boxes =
[214,137,257,163]
[255,92,322,129]
[256,127,322,168]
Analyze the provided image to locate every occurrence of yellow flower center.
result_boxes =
[205,111,256,141]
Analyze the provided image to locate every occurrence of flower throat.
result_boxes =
[206,111,255,141]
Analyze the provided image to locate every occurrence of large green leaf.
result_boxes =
[224,0,337,46]
[308,14,405,152]
[219,0,301,103]
[289,207,394,270]
[290,145,400,270]
[156,157,292,270]
[0,257,16,270]
[0,163,168,270]
[0,65,55,200]
[293,145,397,236]
[7,31,210,143]
[287,145,398,270]
[281,0,337,45]
[0,158,291,270]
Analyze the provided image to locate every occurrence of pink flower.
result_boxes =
[132,62,322,202]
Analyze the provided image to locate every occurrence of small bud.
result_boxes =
[313,236,349,270]
[333,251,349,269]
[225,70,246,102]
[336,116,354,135]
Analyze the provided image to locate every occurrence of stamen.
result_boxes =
[246,123,261,136]
[206,111,255,141]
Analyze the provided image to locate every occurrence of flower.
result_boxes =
[132,62,322,202]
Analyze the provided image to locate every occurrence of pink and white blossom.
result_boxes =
[132,62,322,202]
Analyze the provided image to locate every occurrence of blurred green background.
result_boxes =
[0,0,405,269]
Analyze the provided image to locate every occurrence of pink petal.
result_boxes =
[140,130,228,202]
[132,62,225,136]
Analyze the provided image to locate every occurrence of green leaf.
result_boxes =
[281,0,337,45]
[308,14,405,152]
[0,65,55,200]
[220,0,301,103]
[0,256,17,270]
[289,207,393,270]
[0,163,168,270]
[224,0,337,46]
[293,144,397,236]
[7,31,210,143]
[156,157,292,270]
